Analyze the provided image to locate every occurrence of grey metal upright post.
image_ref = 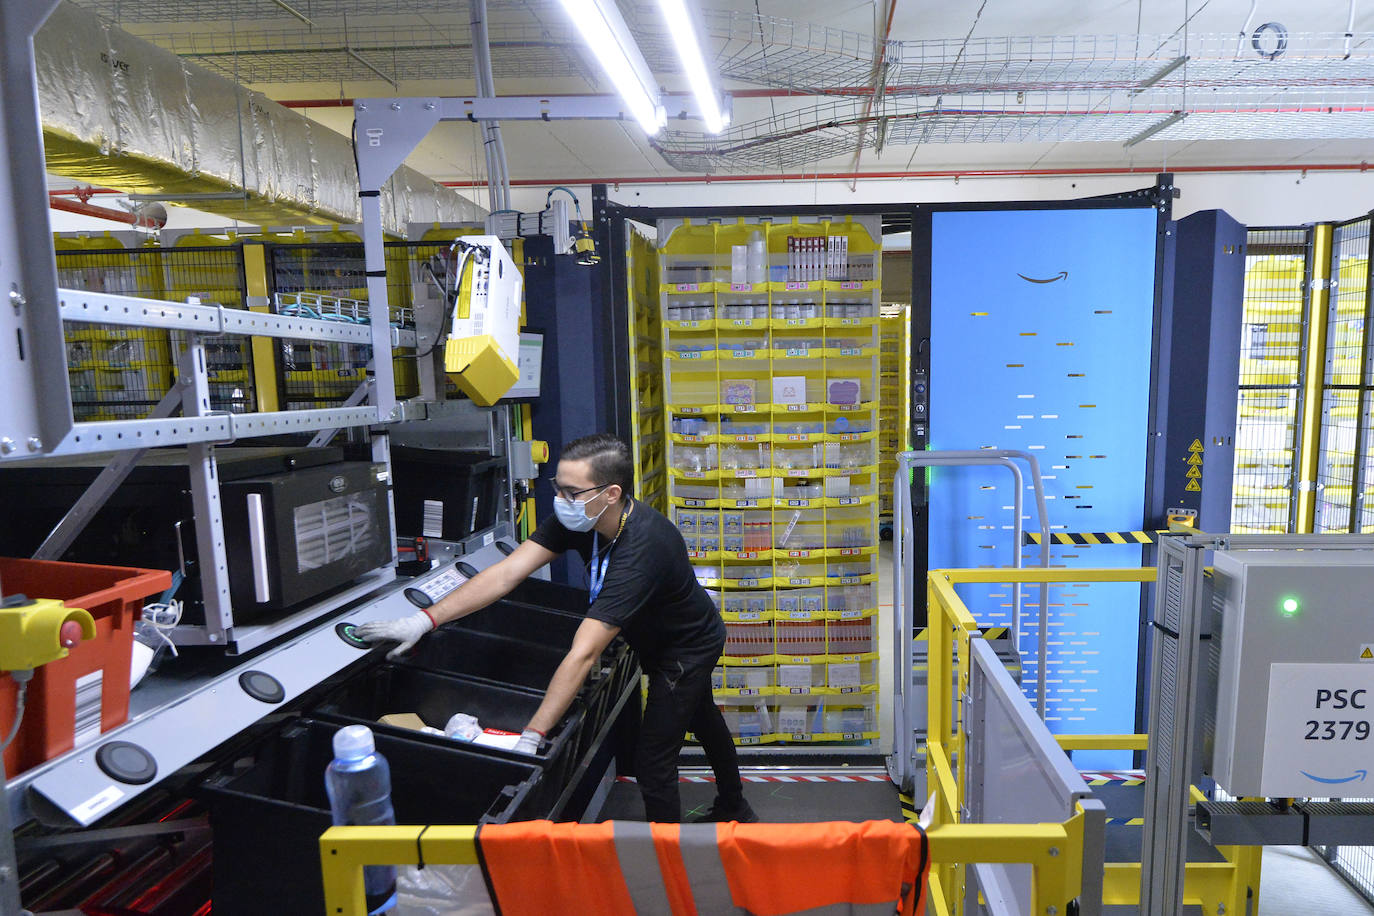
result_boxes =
[1,754,22,916]
[178,335,235,646]
[359,191,398,423]
[1139,536,1207,914]
[0,0,70,461]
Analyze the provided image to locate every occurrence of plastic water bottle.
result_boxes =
[746,230,766,285]
[325,725,398,914]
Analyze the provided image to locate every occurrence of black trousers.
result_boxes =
[637,656,743,823]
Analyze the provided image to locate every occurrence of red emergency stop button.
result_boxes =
[60,619,84,648]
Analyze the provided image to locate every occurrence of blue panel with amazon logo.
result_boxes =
[929,207,1158,770]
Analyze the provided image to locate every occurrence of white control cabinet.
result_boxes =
[1211,551,1374,798]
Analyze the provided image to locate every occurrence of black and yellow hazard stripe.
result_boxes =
[899,792,920,823]
[1106,816,1145,827]
[1023,530,1160,546]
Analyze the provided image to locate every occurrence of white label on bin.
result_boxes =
[422,499,444,538]
[483,531,495,547]
[829,663,862,688]
[73,671,103,749]
[417,568,468,604]
[71,785,125,823]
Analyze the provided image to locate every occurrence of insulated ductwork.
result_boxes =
[34,2,480,234]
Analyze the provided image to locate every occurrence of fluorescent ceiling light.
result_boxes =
[559,0,665,135]
[656,0,727,133]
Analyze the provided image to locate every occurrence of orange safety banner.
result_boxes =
[476,820,638,915]
[651,823,700,915]
[477,819,929,916]
[712,821,928,916]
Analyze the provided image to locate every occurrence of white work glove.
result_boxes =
[354,611,434,660]
[513,727,544,755]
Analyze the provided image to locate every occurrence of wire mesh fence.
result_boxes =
[1230,228,1309,533]
[56,241,253,419]
[1321,829,1374,906]
[1316,217,1372,533]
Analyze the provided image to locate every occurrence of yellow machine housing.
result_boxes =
[0,598,96,671]
[444,236,523,406]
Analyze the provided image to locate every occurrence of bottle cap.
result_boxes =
[333,724,375,759]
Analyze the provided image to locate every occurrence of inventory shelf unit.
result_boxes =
[56,232,257,420]
[878,305,911,530]
[627,224,667,513]
[657,215,884,747]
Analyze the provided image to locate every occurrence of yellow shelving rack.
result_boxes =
[658,215,884,746]
[628,226,667,513]
[878,304,910,528]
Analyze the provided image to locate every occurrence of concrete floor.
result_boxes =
[1259,846,1374,915]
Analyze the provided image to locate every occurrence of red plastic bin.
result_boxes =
[1,557,171,779]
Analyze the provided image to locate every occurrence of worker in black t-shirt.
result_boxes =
[357,434,756,824]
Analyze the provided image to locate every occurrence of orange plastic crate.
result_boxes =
[1,557,171,778]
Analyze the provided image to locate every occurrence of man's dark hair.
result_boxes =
[562,433,633,495]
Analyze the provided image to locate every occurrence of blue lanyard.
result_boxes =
[588,503,632,605]
[589,531,611,605]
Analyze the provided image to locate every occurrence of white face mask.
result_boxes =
[554,486,610,532]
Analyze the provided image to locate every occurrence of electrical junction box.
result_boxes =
[1211,551,1374,798]
[445,235,523,406]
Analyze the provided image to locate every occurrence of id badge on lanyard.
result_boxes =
[589,531,611,605]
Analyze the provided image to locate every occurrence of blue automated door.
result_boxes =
[929,207,1158,770]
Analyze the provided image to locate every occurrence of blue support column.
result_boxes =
[1151,210,1247,532]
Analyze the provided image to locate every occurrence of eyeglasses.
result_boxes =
[547,480,610,502]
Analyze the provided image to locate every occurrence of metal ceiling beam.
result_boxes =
[435,160,1374,188]
[1124,110,1187,147]
[1134,55,1189,92]
[270,0,313,25]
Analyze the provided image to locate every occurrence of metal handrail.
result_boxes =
[890,448,1054,797]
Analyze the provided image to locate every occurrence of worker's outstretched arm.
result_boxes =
[518,617,621,747]
[427,539,555,626]
[355,539,556,658]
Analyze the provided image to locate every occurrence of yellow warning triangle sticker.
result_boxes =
[1361,646,1373,660]
[1187,453,1203,466]
[1185,480,1202,492]
[1186,466,1202,479]
[1189,439,1204,452]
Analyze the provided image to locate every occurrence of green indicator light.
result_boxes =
[1281,597,1300,616]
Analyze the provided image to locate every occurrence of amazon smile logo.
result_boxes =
[1300,768,1367,785]
[1017,271,1069,284]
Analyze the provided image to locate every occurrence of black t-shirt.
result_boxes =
[529,498,724,669]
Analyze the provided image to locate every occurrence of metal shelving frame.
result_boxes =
[0,7,511,894]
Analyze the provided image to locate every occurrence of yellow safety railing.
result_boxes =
[318,818,1087,916]
[319,562,1261,915]
[927,564,1261,915]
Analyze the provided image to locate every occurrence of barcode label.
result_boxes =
[73,671,103,749]
[422,499,444,537]
[420,568,468,603]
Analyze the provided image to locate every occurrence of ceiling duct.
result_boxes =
[35,1,481,233]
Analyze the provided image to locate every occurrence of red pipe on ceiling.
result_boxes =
[49,187,125,200]
[49,196,166,229]
[47,162,1371,212]
[439,161,1371,188]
